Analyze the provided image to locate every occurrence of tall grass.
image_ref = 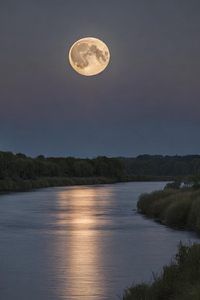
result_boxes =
[137,189,178,214]
[119,241,200,300]
[137,188,200,230]
[0,176,116,192]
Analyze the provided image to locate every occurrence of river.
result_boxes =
[0,182,199,300]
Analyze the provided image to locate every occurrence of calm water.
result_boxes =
[0,182,199,300]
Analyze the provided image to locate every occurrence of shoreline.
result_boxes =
[0,175,173,194]
[121,185,200,299]
[0,176,117,194]
[137,187,200,232]
[120,241,200,300]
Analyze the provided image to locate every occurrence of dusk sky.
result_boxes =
[1,0,200,158]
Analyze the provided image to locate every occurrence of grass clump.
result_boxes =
[119,241,200,300]
[187,195,200,231]
[137,187,200,230]
[137,189,178,215]
[165,196,192,228]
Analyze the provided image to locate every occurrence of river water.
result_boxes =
[0,182,199,300]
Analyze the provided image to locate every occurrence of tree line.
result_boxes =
[119,154,200,176]
[0,151,126,182]
[0,151,199,191]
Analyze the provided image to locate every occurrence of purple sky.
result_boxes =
[1,0,200,158]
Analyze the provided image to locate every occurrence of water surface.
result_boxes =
[0,182,199,300]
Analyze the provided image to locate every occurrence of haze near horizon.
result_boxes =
[1,0,200,158]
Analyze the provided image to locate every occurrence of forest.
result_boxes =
[119,154,200,176]
[0,151,200,191]
[0,151,126,191]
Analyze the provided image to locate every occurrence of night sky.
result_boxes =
[1,0,200,158]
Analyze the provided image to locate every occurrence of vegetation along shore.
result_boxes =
[2,150,200,192]
[120,175,200,300]
[0,151,176,192]
[137,175,200,231]
[120,241,200,300]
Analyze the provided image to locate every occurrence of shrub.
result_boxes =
[165,197,192,228]
[0,180,8,190]
[137,189,176,214]
[120,242,200,300]
[164,181,181,190]
[150,194,176,219]
[187,196,200,230]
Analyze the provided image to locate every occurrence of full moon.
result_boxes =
[69,37,110,76]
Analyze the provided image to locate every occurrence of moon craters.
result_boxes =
[69,37,110,76]
[70,42,90,69]
[90,45,107,63]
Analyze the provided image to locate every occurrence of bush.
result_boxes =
[120,242,200,300]
[137,189,176,214]
[165,197,192,228]
[0,180,8,190]
[187,196,200,231]
[164,181,181,190]
[137,188,200,230]
[150,195,175,219]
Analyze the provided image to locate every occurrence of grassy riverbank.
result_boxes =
[137,187,200,231]
[0,176,117,192]
[120,179,200,299]
[120,241,200,300]
[0,175,173,192]
[125,175,175,182]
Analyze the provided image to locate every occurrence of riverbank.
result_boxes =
[126,175,175,182]
[0,175,173,192]
[0,176,118,192]
[137,187,200,231]
[120,241,200,300]
[122,185,200,299]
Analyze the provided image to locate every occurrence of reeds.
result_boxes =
[137,188,200,230]
[119,241,200,300]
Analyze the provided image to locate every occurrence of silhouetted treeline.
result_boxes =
[0,151,126,191]
[1,151,199,191]
[118,154,200,176]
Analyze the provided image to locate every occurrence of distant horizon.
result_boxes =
[1,1,200,160]
[1,149,200,160]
